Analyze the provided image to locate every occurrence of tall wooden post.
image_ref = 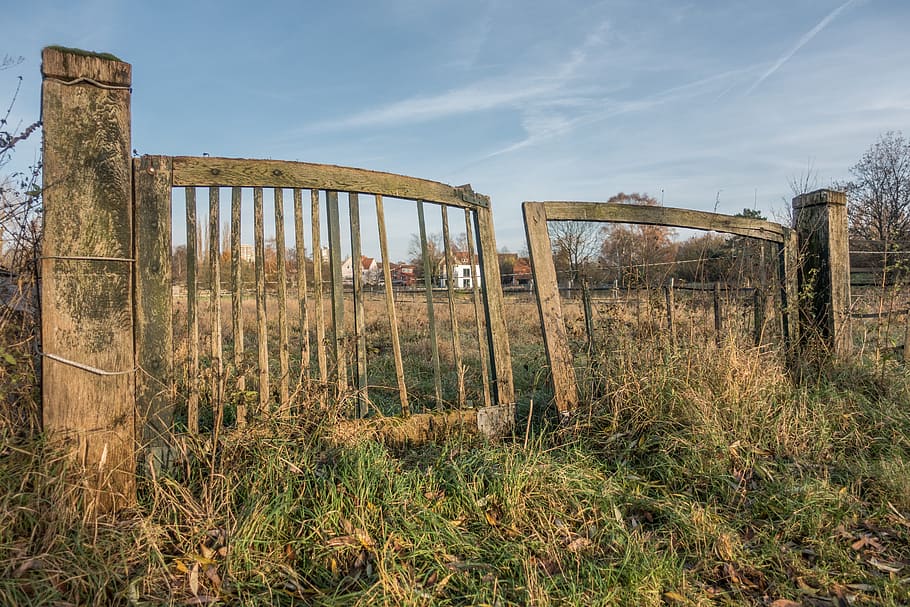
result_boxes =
[133,156,174,471]
[792,189,851,356]
[41,47,135,511]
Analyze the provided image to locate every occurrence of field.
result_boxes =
[2,290,910,606]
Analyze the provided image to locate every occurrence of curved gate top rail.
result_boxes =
[171,156,490,209]
[528,201,789,243]
[522,200,799,415]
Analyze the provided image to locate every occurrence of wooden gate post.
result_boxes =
[41,47,135,511]
[792,189,851,357]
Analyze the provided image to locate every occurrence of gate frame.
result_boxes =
[522,200,800,415]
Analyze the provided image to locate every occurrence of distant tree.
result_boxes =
[407,232,445,282]
[674,233,731,282]
[599,192,677,288]
[845,131,910,245]
[549,220,602,287]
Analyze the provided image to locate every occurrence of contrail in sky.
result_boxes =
[745,0,858,95]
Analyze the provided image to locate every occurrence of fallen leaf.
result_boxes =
[867,557,903,574]
[662,590,687,603]
[770,600,801,607]
[189,563,200,596]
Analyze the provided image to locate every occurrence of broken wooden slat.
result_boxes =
[522,202,578,415]
[186,187,200,433]
[349,193,368,417]
[441,206,465,408]
[376,195,409,415]
[311,190,328,390]
[293,189,310,387]
[172,156,489,209]
[465,209,491,409]
[253,187,270,413]
[326,190,347,398]
[417,201,443,410]
[274,188,290,414]
[230,186,246,427]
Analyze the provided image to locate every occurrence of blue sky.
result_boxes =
[5,0,910,260]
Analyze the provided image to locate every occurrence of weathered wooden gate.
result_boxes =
[40,47,514,510]
[523,200,802,415]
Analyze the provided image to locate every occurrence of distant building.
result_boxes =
[439,263,481,289]
[238,244,254,263]
[341,255,381,285]
[389,263,417,287]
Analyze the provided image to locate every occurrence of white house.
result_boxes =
[341,255,380,285]
[439,263,481,289]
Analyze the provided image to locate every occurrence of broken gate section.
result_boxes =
[522,200,799,416]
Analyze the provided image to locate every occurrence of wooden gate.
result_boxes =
[135,156,516,453]
[40,47,514,510]
[523,201,800,415]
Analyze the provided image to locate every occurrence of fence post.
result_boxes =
[792,189,851,356]
[41,47,135,511]
[133,156,174,472]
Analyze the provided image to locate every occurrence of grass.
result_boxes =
[2,296,910,605]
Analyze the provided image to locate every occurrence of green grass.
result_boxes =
[2,339,910,605]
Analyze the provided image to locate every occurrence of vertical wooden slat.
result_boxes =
[465,209,491,409]
[441,206,465,407]
[274,189,290,413]
[209,187,223,431]
[311,190,328,388]
[522,202,578,415]
[326,191,347,397]
[418,201,443,410]
[253,187,270,412]
[753,288,766,347]
[475,205,515,405]
[230,186,246,427]
[349,193,368,417]
[376,195,409,415]
[134,156,173,469]
[186,187,200,434]
[293,189,310,387]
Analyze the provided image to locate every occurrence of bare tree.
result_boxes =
[548,220,602,288]
[600,192,676,288]
[845,131,910,245]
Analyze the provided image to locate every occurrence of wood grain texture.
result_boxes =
[41,47,135,510]
[793,189,851,356]
[376,195,409,415]
[230,187,246,426]
[293,189,310,389]
[537,202,787,244]
[522,202,578,414]
[274,189,290,413]
[418,201,443,411]
[349,193,368,417]
[465,210,491,409]
[475,206,515,407]
[208,187,224,427]
[311,191,328,388]
[171,157,489,209]
[326,191,347,396]
[441,206,465,408]
[253,188,270,412]
[42,46,131,87]
[133,156,173,467]
[185,188,199,434]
